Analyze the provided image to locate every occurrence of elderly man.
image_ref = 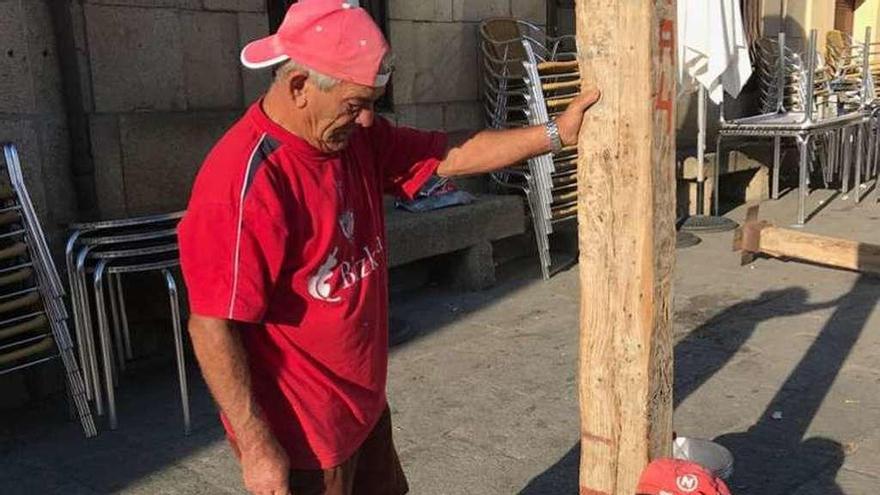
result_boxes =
[178,1,599,494]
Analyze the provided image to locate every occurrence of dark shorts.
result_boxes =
[287,407,409,495]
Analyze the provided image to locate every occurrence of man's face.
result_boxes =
[308,80,385,153]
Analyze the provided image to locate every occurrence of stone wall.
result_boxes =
[386,0,547,131]
[71,0,272,219]
[3,0,552,223]
[0,0,76,247]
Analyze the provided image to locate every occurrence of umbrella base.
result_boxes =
[680,215,738,233]
[676,231,702,249]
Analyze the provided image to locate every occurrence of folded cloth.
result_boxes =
[395,176,475,213]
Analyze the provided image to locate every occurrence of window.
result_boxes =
[266,0,392,110]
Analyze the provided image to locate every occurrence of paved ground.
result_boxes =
[1,188,880,494]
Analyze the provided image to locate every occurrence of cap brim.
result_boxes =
[240,36,290,69]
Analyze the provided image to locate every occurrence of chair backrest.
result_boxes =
[480,18,529,79]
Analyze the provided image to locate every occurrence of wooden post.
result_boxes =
[575,1,675,493]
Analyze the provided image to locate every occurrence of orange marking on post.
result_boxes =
[582,432,613,446]
[654,73,673,133]
[658,19,675,63]
[580,489,612,495]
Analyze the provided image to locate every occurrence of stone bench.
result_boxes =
[677,144,771,216]
[384,194,525,290]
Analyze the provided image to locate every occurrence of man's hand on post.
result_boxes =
[555,88,602,146]
[240,432,291,495]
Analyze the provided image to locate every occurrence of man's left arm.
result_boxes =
[437,89,601,178]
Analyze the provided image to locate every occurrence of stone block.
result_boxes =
[385,193,525,267]
[679,149,765,180]
[555,6,575,36]
[69,2,95,113]
[676,177,713,217]
[0,0,34,113]
[23,0,64,115]
[0,118,48,220]
[118,112,239,215]
[444,101,484,130]
[85,4,186,112]
[745,166,770,203]
[89,114,128,219]
[389,20,479,105]
[238,13,272,105]
[448,240,496,290]
[35,118,77,230]
[203,0,265,12]
[181,11,242,110]
[84,0,202,9]
[511,0,546,25]
[73,173,99,217]
[389,0,453,21]
[396,103,444,130]
[453,0,510,21]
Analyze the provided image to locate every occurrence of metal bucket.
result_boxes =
[672,437,735,480]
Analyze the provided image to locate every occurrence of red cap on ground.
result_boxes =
[637,459,732,495]
[240,0,391,87]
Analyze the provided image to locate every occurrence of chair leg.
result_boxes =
[108,273,126,373]
[713,134,723,215]
[772,136,782,200]
[797,134,812,226]
[115,275,133,360]
[842,127,852,195]
[66,250,92,402]
[93,262,117,429]
[855,123,863,203]
[77,259,103,415]
[163,269,191,435]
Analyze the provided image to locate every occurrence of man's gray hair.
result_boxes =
[274,59,341,91]
[274,52,395,91]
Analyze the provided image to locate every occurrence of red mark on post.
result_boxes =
[580,489,612,495]
[582,432,614,446]
[655,72,673,133]
[658,19,675,63]
[654,18,675,134]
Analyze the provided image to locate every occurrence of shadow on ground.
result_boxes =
[520,276,880,494]
[0,243,574,493]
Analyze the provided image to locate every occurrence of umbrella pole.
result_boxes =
[696,85,707,214]
[681,85,738,233]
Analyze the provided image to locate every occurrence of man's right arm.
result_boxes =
[188,315,290,495]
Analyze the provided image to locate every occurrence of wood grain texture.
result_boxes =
[575,1,675,493]
[755,226,880,275]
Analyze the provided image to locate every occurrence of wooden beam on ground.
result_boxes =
[734,205,880,275]
[575,1,675,494]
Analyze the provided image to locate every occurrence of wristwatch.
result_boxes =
[544,119,563,154]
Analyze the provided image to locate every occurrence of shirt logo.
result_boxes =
[676,474,699,493]
[307,247,342,303]
[338,210,355,242]
[305,236,384,304]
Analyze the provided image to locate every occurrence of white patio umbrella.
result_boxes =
[678,0,753,225]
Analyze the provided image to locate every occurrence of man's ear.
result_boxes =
[287,71,309,109]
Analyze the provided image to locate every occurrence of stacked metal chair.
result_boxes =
[479,18,580,279]
[717,29,873,225]
[66,211,189,434]
[0,144,96,437]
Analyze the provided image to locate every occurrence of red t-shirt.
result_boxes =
[178,102,446,469]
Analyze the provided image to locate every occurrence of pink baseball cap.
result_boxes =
[637,459,732,495]
[240,0,391,87]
